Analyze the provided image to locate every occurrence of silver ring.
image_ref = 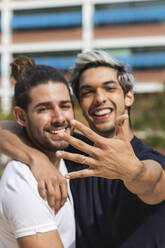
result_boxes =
[81,156,87,164]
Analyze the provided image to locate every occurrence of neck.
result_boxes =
[105,118,134,141]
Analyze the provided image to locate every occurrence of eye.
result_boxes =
[37,106,50,112]
[38,107,46,112]
[61,104,72,109]
[80,90,93,97]
[106,86,116,91]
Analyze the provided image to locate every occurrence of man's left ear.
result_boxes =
[13,106,28,127]
[125,90,134,107]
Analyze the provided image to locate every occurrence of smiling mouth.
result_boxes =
[92,108,113,117]
[46,128,66,135]
[50,129,65,134]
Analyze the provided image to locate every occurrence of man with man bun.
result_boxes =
[0,57,75,248]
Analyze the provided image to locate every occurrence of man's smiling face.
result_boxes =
[79,66,133,137]
[24,82,74,152]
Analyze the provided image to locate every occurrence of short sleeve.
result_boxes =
[2,161,57,238]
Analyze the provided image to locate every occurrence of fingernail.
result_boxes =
[71,119,77,125]
[56,151,62,156]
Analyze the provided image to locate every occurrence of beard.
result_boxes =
[89,122,115,138]
[25,118,73,153]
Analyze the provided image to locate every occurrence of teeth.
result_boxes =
[51,129,65,134]
[94,109,111,116]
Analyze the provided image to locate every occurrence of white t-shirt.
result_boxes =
[0,159,75,248]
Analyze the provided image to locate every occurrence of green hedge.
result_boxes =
[0,111,15,121]
[131,91,165,148]
[132,92,165,131]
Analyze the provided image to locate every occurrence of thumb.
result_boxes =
[115,114,128,138]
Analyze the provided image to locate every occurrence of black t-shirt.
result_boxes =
[65,134,165,248]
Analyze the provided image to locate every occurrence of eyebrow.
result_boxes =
[33,100,72,110]
[79,80,118,90]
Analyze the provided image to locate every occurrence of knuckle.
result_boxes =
[48,191,55,197]
[48,202,55,208]
[91,149,99,158]
[38,185,45,191]
[60,178,67,184]
[61,202,66,207]
[37,179,44,185]
[62,193,68,200]
[53,175,58,181]
[55,196,61,202]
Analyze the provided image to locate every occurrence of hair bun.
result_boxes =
[10,56,35,81]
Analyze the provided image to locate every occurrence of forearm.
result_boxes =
[0,121,38,165]
[124,160,165,204]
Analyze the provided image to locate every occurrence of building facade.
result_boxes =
[0,0,165,113]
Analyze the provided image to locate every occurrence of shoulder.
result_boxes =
[0,160,38,200]
[131,136,165,168]
[0,162,56,232]
[2,160,36,184]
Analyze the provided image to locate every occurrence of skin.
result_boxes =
[11,82,74,248]
[17,231,64,248]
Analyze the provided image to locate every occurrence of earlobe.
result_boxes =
[125,90,134,107]
[13,106,27,127]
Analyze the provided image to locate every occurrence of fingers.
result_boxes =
[66,169,96,179]
[46,178,67,213]
[30,154,68,212]
[38,175,68,212]
[38,180,47,201]
[60,179,68,207]
[115,114,128,139]
[58,131,100,156]
[46,181,59,210]
[70,120,104,147]
[56,151,95,167]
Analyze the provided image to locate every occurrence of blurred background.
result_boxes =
[0,0,165,169]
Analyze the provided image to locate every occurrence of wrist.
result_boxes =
[26,148,49,168]
[123,160,145,185]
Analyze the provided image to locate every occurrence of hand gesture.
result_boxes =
[56,115,142,181]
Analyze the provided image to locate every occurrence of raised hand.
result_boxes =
[56,115,142,181]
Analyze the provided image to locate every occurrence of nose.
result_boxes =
[93,89,107,106]
[51,107,65,124]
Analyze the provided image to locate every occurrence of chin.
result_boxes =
[53,142,69,151]
[94,125,115,136]
[41,141,69,152]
